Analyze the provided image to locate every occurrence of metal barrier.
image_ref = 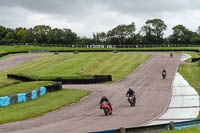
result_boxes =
[89,120,200,133]
[4,44,200,48]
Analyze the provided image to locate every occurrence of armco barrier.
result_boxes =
[173,120,200,130]
[7,74,112,84]
[90,120,200,133]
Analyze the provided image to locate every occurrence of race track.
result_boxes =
[0,52,181,133]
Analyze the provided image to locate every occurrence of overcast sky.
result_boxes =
[0,0,200,37]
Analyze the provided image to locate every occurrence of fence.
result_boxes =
[4,43,200,48]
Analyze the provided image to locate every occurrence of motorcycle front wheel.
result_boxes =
[104,108,108,116]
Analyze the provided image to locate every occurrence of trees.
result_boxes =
[0,20,199,46]
[5,28,16,44]
[0,26,7,45]
[47,28,77,44]
[32,25,51,44]
[141,19,167,44]
[93,32,107,45]
[107,22,136,45]
[168,25,200,44]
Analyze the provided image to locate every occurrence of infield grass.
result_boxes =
[0,45,200,54]
[4,52,151,82]
[0,89,90,124]
[178,51,200,94]
[0,81,54,97]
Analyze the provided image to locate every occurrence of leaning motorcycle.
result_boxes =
[100,101,112,116]
[127,95,136,107]
[162,71,167,79]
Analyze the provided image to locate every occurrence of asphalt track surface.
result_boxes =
[0,54,50,71]
[0,52,181,133]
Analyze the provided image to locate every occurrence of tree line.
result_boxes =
[0,18,200,46]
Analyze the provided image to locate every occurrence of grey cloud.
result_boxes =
[0,0,200,37]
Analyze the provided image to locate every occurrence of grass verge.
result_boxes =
[161,126,200,133]
[0,81,54,97]
[179,64,200,94]
[0,45,200,54]
[0,89,90,124]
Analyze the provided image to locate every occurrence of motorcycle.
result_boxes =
[100,101,112,116]
[127,95,136,107]
[170,53,173,58]
[162,70,167,79]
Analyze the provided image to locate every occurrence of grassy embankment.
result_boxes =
[0,52,150,124]
[0,89,90,124]
[3,52,151,83]
[178,52,200,93]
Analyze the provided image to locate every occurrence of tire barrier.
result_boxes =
[0,96,10,107]
[45,82,62,92]
[0,51,28,58]
[191,57,200,62]
[0,87,46,107]
[7,74,112,84]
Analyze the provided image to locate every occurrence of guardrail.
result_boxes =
[89,120,200,133]
[4,44,200,48]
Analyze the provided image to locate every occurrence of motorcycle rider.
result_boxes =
[170,53,173,58]
[162,69,167,79]
[100,95,112,111]
[126,88,135,97]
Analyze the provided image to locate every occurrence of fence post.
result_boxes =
[120,127,126,133]
[170,121,175,130]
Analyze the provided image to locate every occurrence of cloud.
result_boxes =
[0,0,200,37]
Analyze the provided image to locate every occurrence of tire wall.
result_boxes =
[0,87,46,107]
[7,74,112,84]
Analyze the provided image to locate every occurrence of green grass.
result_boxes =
[179,64,200,94]
[0,45,70,53]
[0,81,54,97]
[4,52,151,82]
[161,126,200,133]
[179,52,200,63]
[0,89,90,124]
[0,45,200,54]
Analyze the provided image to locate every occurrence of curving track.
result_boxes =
[0,52,181,133]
